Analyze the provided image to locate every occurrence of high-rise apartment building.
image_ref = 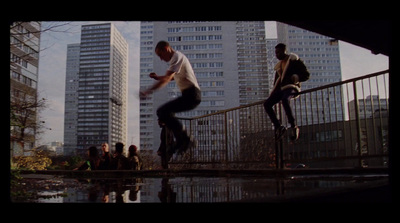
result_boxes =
[277,22,343,125]
[63,43,80,156]
[236,22,269,105]
[139,21,155,151]
[139,21,268,152]
[265,38,278,98]
[64,23,129,155]
[10,22,41,156]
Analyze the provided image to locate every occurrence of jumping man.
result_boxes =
[140,41,201,155]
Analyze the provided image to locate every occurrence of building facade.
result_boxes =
[10,22,41,156]
[236,22,270,105]
[265,38,278,93]
[139,21,155,152]
[139,21,269,152]
[63,43,80,155]
[64,23,129,155]
[348,95,389,120]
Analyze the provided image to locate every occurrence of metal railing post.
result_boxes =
[274,106,279,169]
[274,102,284,169]
[279,103,284,169]
[353,81,363,168]
[224,111,229,166]
[189,119,193,167]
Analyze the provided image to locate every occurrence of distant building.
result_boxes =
[265,38,278,93]
[64,23,129,155]
[37,141,64,157]
[348,95,389,120]
[63,43,80,156]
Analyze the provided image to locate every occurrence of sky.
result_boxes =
[36,21,389,146]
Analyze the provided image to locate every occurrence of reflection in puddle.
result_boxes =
[15,175,388,203]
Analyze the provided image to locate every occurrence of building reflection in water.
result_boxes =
[35,176,362,203]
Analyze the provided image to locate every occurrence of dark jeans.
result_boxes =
[157,86,201,143]
[263,88,296,129]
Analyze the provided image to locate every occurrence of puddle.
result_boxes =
[11,174,389,203]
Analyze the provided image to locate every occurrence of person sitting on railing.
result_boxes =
[264,43,310,141]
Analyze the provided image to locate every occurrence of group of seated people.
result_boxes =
[74,142,142,171]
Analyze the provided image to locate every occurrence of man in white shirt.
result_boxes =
[140,41,201,156]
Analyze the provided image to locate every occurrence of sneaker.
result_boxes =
[275,126,287,141]
[289,126,299,141]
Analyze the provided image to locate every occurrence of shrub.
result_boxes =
[13,149,52,170]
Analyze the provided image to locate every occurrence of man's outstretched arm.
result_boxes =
[140,71,175,97]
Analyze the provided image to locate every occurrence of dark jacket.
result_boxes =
[110,154,130,170]
[99,152,112,170]
[272,53,309,95]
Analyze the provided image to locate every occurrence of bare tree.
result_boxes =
[10,21,72,155]
[10,83,48,155]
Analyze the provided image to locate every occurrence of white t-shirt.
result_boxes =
[167,51,200,92]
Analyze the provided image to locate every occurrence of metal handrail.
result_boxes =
[172,70,389,169]
[178,69,389,121]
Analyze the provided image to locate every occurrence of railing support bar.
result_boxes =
[224,111,229,166]
[353,82,363,168]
